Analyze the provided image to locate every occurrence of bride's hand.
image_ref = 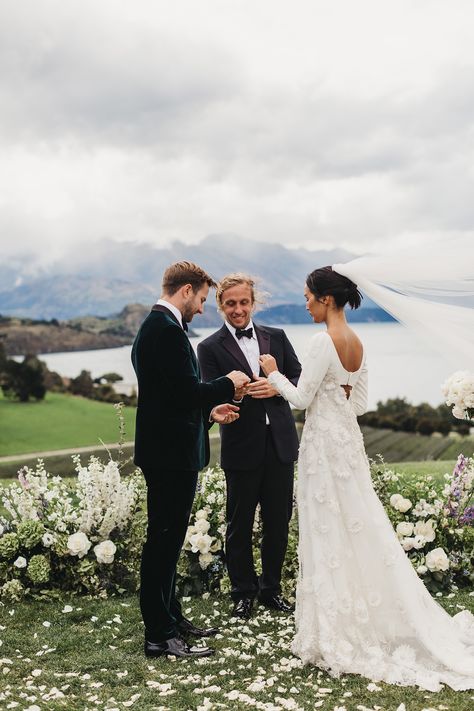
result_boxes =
[259,354,278,376]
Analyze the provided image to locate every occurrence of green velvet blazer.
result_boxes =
[131,307,234,473]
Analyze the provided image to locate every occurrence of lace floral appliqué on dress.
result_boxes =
[268,331,474,692]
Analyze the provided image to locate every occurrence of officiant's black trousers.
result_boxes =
[140,468,198,643]
[224,427,294,601]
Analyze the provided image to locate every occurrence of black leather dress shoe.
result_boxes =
[178,617,219,638]
[258,594,295,613]
[231,597,253,619]
[144,636,215,658]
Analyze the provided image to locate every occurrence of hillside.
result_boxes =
[0,236,360,319]
[0,305,144,356]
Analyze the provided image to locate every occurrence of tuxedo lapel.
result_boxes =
[255,324,271,378]
[151,303,183,328]
[219,325,253,377]
[151,304,199,376]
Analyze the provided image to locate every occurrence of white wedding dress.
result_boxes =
[268,331,474,692]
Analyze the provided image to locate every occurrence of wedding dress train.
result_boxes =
[268,331,474,692]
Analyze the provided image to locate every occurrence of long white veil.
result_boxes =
[333,236,474,372]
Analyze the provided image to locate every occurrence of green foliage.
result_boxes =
[0,353,46,402]
[359,396,469,436]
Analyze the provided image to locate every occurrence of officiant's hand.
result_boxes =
[259,354,278,376]
[246,374,279,399]
[210,403,240,424]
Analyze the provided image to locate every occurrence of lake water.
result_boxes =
[37,323,455,410]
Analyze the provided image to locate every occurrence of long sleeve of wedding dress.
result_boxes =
[267,332,334,410]
[267,330,474,692]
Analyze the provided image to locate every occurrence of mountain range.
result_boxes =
[0,235,389,322]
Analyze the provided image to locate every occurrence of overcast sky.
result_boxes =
[1,0,474,267]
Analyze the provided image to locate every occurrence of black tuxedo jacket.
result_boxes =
[197,324,301,470]
[131,306,234,472]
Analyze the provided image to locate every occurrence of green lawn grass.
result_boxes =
[1,591,473,710]
[0,392,136,457]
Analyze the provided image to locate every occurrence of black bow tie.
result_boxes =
[235,327,253,339]
[182,320,188,332]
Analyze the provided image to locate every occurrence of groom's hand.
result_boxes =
[246,375,279,399]
[226,370,251,399]
[210,403,240,424]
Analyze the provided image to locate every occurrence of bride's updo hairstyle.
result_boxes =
[306,266,363,310]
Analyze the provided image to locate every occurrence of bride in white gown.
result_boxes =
[259,265,474,692]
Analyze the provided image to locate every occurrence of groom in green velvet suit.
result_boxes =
[132,261,249,659]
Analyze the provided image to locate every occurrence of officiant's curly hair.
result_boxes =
[162,261,217,295]
[306,266,363,310]
[215,273,268,312]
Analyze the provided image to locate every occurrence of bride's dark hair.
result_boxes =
[306,266,363,310]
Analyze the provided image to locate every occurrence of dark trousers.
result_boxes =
[224,427,294,601]
[140,468,198,643]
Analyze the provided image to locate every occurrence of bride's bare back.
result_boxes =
[327,326,364,373]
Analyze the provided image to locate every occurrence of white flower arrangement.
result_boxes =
[0,455,145,600]
[371,453,474,592]
[442,370,474,420]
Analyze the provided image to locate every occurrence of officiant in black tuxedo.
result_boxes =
[132,261,250,658]
[197,274,301,619]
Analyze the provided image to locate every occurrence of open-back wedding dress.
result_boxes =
[268,331,474,692]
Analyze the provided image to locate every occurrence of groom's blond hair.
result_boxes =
[216,273,268,312]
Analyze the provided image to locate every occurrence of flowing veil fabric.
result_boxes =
[333,235,474,371]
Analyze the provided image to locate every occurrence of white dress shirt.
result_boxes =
[225,319,270,424]
[155,299,186,330]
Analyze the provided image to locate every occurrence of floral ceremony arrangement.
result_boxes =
[1,454,473,601]
[0,455,146,601]
[371,454,474,592]
[442,370,474,421]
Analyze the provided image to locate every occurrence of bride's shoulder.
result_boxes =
[307,331,332,352]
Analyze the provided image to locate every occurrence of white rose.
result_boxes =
[67,531,92,559]
[93,540,117,564]
[189,533,213,555]
[0,524,4,535]
[194,518,210,534]
[416,565,428,575]
[195,509,208,520]
[396,522,414,538]
[414,520,436,543]
[425,547,450,572]
[401,537,415,551]
[13,556,27,568]
[198,552,214,570]
[42,533,55,547]
[390,494,403,509]
[412,535,426,550]
[397,498,412,513]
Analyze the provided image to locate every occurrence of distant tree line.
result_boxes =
[292,396,470,436]
[0,341,137,406]
[358,397,471,436]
